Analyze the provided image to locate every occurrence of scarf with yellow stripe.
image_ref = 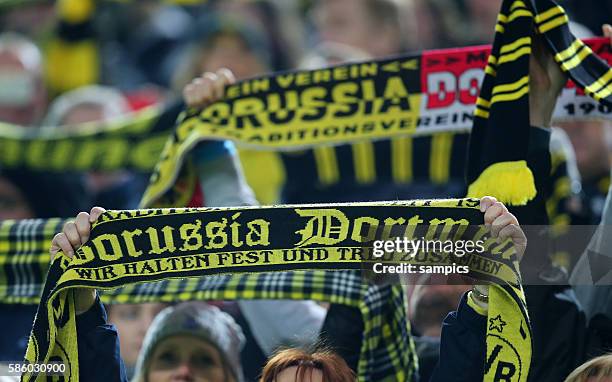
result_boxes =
[0,38,608,175]
[467,0,612,206]
[20,200,525,382]
[465,1,610,381]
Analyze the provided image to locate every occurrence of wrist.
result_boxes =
[467,291,488,315]
[470,285,489,310]
[75,289,97,315]
[529,99,555,128]
[75,293,108,329]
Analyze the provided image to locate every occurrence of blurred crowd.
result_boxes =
[0,0,612,381]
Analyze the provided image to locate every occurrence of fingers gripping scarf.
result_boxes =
[21,201,525,382]
[15,1,610,381]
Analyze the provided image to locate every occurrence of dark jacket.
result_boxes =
[427,286,612,382]
[76,296,128,382]
[430,293,486,382]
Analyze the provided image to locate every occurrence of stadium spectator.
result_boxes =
[131,302,245,382]
[42,85,149,209]
[172,12,271,89]
[260,347,355,382]
[0,32,46,126]
[564,354,612,382]
[107,303,169,379]
[310,0,414,57]
[460,0,501,44]
[42,85,131,128]
[556,119,612,223]
[0,168,90,363]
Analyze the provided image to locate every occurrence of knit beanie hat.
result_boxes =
[131,302,245,382]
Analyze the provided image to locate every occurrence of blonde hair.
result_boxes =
[564,354,612,382]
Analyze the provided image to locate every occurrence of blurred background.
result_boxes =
[0,1,611,380]
[1,0,609,208]
[1,0,609,125]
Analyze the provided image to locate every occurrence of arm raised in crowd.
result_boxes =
[50,207,106,314]
[50,207,128,382]
[524,25,612,381]
[430,196,526,382]
[432,25,572,381]
[184,68,328,361]
[431,24,612,380]
[184,68,258,208]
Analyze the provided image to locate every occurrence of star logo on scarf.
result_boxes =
[489,314,507,333]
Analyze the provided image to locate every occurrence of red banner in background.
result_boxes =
[418,37,611,134]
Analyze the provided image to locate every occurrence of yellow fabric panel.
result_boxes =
[352,141,376,184]
[238,149,286,205]
[45,39,99,94]
[57,0,95,24]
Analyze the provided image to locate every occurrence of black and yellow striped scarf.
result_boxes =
[466,0,612,206]
[1,215,417,380]
[132,3,606,381]
[19,200,525,382]
[463,1,610,381]
[0,39,608,175]
[5,1,610,380]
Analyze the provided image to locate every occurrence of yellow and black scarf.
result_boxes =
[0,39,609,174]
[5,1,610,381]
[466,0,612,206]
[20,199,528,382]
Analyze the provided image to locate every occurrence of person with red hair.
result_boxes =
[260,348,355,382]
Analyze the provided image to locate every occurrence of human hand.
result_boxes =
[472,197,527,306]
[50,207,106,314]
[480,196,527,260]
[182,68,236,108]
[532,24,612,125]
[529,33,567,128]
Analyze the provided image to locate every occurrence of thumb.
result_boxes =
[50,245,60,260]
[499,224,527,260]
